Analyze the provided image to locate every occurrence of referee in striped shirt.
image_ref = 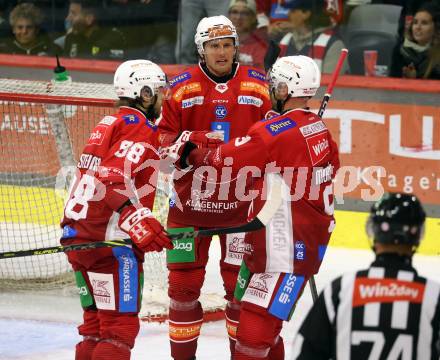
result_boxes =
[292,193,440,360]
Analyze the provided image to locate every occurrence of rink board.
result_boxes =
[1,184,438,255]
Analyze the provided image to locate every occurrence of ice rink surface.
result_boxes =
[1,243,439,360]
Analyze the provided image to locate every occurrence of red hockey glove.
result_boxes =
[176,130,224,149]
[118,205,173,252]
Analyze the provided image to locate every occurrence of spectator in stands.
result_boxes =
[277,0,349,74]
[1,2,61,56]
[175,0,229,64]
[64,0,126,59]
[264,0,295,39]
[390,2,440,79]
[228,0,269,69]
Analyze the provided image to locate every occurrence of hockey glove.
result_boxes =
[175,130,224,149]
[118,205,173,252]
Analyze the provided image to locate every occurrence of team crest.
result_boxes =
[215,83,228,93]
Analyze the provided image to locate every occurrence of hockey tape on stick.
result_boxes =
[0,239,132,259]
[317,48,348,119]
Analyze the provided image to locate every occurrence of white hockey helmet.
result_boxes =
[113,59,167,99]
[267,56,321,98]
[194,15,239,56]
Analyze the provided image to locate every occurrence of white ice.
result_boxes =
[1,242,439,360]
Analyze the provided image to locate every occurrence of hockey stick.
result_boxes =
[0,182,283,260]
[306,48,349,302]
[318,48,348,118]
[168,174,283,240]
[0,239,131,260]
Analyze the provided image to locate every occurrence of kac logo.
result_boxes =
[215,105,227,120]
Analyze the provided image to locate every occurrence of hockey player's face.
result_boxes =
[203,38,235,77]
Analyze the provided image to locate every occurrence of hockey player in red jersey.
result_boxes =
[60,59,173,360]
[157,15,272,360]
[163,55,340,359]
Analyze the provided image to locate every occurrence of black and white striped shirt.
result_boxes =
[292,253,440,360]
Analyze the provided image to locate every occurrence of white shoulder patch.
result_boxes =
[99,115,118,126]
[299,120,326,137]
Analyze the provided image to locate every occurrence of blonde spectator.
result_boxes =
[3,2,60,56]
[228,0,269,69]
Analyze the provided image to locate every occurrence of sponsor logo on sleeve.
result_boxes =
[182,96,204,109]
[247,69,266,81]
[306,132,330,165]
[269,274,305,320]
[299,120,327,137]
[352,278,425,307]
[99,115,117,126]
[122,114,139,125]
[240,81,269,99]
[215,105,228,120]
[145,118,157,130]
[265,118,296,136]
[88,124,108,145]
[238,95,263,107]
[173,82,202,101]
[169,72,191,88]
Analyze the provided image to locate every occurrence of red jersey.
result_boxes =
[239,28,270,70]
[189,108,340,276]
[60,106,160,244]
[158,63,271,228]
